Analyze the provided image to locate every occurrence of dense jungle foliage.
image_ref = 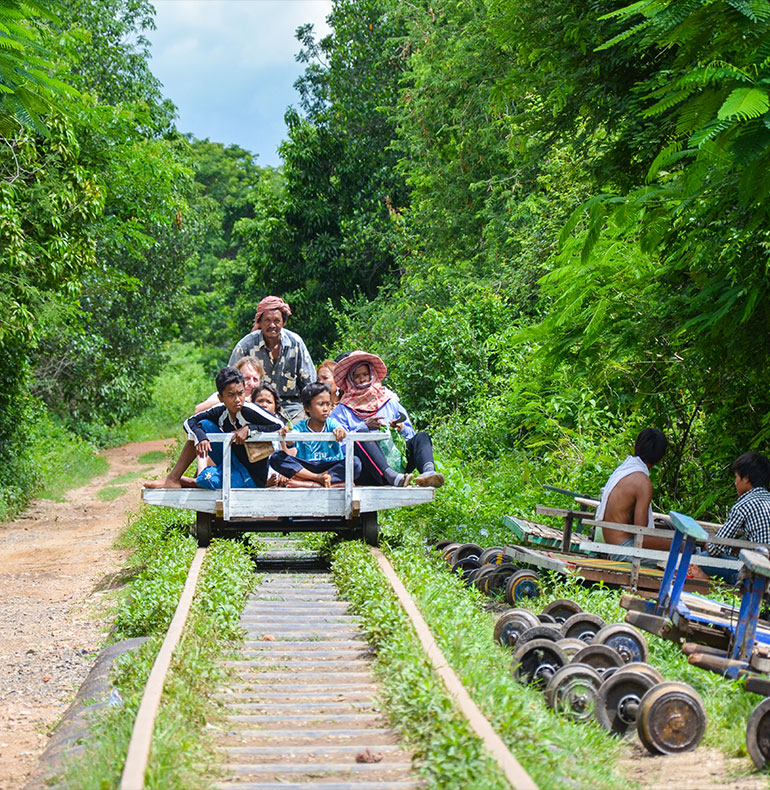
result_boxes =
[2,0,770,523]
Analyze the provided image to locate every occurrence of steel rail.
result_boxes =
[120,547,207,790]
[370,547,539,790]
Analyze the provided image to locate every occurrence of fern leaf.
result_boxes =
[599,0,663,22]
[558,194,609,248]
[646,140,684,181]
[676,91,724,136]
[732,122,770,170]
[595,18,653,51]
[727,0,760,21]
[718,87,770,121]
[642,89,694,118]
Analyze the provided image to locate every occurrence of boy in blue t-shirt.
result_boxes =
[269,382,362,487]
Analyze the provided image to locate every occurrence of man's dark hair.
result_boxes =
[301,381,331,409]
[634,428,668,466]
[215,366,244,395]
[733,451,770,489]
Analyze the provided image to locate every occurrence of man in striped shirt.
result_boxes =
[692,451,770,584]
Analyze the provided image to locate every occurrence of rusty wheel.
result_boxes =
[747,697,770,769]
[636,681,706,754]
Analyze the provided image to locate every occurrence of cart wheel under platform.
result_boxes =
[193,512,212,548]
[747,697,770,769]
[361,512,379,546]
[595,669,657,736]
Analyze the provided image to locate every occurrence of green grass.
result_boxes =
[120,343,212,442]
[0,343,211,520]
[58,506,256,789]
[96,485,127,502]
[333,536,623,790]
[31,413,109,502]
[359,492,768,786]
[138,450,166,464]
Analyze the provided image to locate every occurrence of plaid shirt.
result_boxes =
[707,486,770,556]
[229,328,316,419]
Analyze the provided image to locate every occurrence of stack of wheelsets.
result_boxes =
[435,541,542,605]
[495,601,707,755]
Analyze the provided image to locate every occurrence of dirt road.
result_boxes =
[0,440,170,790]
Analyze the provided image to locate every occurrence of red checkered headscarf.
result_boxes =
[334,351,391,415]
[252,296,292,332]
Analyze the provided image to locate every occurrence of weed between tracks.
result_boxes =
[58,506,257,789]
[332,533,623,790]
[333,511,765,788]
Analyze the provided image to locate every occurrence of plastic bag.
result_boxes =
[379,427,406,473]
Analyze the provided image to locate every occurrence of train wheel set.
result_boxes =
[435,541,708,756]
[436,541,543,605]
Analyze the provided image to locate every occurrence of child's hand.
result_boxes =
[232,426,250,445]
[333,427,346,442]
[196,439,212,457]
[279,425,289,438]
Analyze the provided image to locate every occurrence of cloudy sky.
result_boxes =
[148,0,333,167]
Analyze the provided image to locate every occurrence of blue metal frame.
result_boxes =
[625,511,770,676]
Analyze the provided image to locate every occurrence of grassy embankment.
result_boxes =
[13,342,211,513]
[59,506,257,790]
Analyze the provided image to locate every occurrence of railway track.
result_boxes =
[120,534,535,790]
[213,536,420,790]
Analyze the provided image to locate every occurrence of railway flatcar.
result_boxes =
[142,431,435,546]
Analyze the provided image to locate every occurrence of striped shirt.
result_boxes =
[707,486,770,556]
[184,402,282,445]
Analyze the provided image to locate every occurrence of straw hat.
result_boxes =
[333,351,387,388]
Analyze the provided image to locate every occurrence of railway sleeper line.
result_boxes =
[212,536,422,790]
[118,534,536,790]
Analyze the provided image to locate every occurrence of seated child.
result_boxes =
[144,366,283,489]
[253,382,293,427]
[690,451,770,584]
[316,359,340,406]
[252,382,296,487]
[269,382,362,488]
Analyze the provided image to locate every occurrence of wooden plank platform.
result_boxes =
[503,516,589,550]
[504,544,713,594]
[142,485,435,518]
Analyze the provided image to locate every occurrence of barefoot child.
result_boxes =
[144,366,283,489]
[269,382,361,488]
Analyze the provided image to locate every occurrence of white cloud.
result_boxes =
[151,0,332,68]
[147,0,334,164]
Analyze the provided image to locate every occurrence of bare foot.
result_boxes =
[688,564,711,581]
[179,476,199,488]
[285,478,323,488]
[143,476,182,489]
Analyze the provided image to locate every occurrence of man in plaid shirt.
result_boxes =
[692,451,770,584]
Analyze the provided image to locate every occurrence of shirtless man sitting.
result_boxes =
[596,428,671,551]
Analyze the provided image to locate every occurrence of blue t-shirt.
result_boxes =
[293,417,345,463]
